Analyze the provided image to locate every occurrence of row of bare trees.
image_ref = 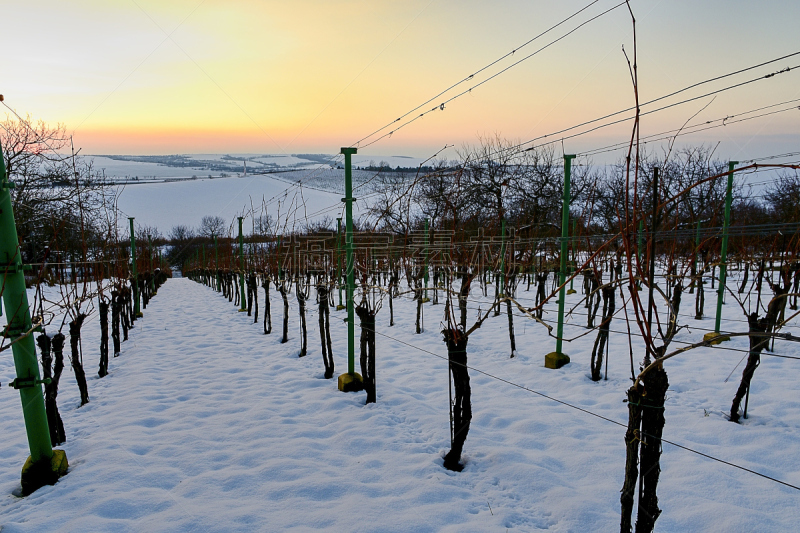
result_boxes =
[367,136,798,241]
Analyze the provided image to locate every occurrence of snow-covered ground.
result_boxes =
[84,153,428,235]
[89,154,428,179]
[2,273,799,531]
[112,167,394,234]
[115,173,352,236]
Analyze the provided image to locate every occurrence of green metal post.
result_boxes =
[130,218,140,317]
[344,149,355,374]
[568,219,576,293]
[337,217,343,309]
[424,217,430,301]
[499,218,506,297]
[0,142,60,476]
[714,161,738,334]
[556,156,574,355]
[545,155,575,369]
[238,217,246,311]
[338,147,363,391]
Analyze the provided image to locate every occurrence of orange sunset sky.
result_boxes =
[3,0,799,161]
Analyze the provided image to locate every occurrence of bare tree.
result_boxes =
[199,215,226,239]
[2,114,112,262]
[166,225,196,267]
[765,171,800,223]
[367,171,418,234]
[459,134,518,226]
[254,214,274,236]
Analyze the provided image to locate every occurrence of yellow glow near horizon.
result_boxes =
[3,0,799,158]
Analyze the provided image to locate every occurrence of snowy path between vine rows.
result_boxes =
[2,276,800,532]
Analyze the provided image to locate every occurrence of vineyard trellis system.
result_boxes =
[171,153,800,532]
[1,141,171,495]
[5,154,800,523]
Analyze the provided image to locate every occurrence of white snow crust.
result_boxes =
[2,273,799,531]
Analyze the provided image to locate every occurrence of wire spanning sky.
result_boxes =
[3,0,799,162]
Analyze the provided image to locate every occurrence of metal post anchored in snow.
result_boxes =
[238,217,247,312]
[336,217,344,310]
[567,219,577,295]
[338,147,363,392]
[130,217,141,317]
[499,218,506,297]
[545,154,575,369]
[706,161,738,344]
[0,139,68,494]
[423,217,430,302]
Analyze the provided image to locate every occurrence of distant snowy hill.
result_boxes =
[89,153,429,183]
[86,154,429,234]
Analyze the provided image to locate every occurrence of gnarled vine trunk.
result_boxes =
[415,281,424,334]
[636,364,669,532]
[317,284,334,379]
[620,385,643,533]
[730,272,789,422]
[443,328,471,472]
[69,314,90,406]
[263,277,272,334]
[121,286,131,339]
[535,272,548,319]
[279,284,289,344]
[111,289,121,356]
[590,285,615,381]
[665,282,683,341]
[297,285,308,357]
[587,271,601,329]
[39,333,66,446]
[506,273,516,357]
[98,300,109,378]
[246,272,254,316]
[357,304,376,404]
[694,273,704,320]
[738,262,749,294]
